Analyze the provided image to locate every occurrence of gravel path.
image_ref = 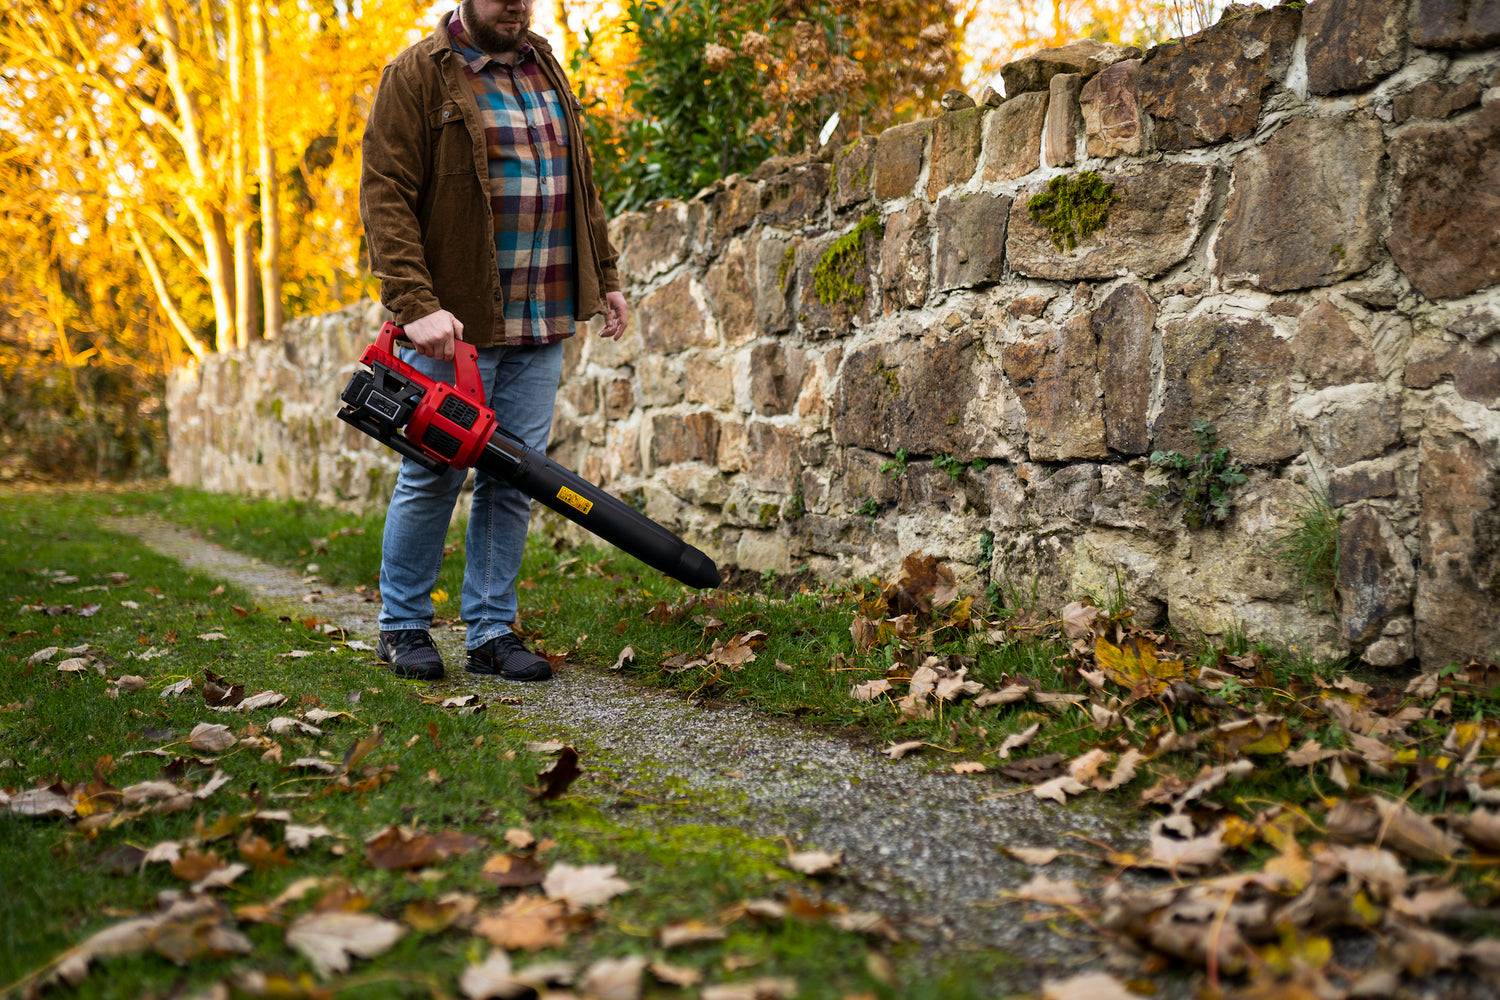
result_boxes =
[105,514,1168,992]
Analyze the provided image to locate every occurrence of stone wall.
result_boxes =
[169,0,1500,669]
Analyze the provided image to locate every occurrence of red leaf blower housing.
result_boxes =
[337,322,721,590]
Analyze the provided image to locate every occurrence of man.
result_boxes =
[360,0,628,682]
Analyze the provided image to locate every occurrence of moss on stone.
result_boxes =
[813,214,883,308]
[1026,171,1120,252]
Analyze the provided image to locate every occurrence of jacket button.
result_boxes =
[443,109,452,119]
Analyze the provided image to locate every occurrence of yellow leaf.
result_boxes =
[1261,926,1332,976]
[1351,890,1384,925]
[431,588,450,605]
[342,726,384,774]
[1093,635,1182,697]
[1220,814,1257,849]
[1240,718,1292,755]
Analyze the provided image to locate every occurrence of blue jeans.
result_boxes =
[377,340,563,650]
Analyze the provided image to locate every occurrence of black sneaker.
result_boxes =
[375,629,445,680]
[466,632,552,681]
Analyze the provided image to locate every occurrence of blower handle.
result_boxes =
[375,321,486,408]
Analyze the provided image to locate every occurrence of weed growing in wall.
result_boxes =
[1147,420,1247,529]
[933,453,989,481]
[1026,171,1120,251]
[878,448,909,478]
[1266,482,1343,611]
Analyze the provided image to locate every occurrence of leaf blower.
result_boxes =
[336,322,721,590]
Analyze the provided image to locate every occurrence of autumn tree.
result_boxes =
[572,0,970,213]
[0,0,429,476]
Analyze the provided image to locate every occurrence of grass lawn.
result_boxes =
[5,484,1499,999]
[0,487,913,999]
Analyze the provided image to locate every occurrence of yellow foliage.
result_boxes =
[1093,634,1183,698]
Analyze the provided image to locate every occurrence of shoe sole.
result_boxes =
[383,660,445,681]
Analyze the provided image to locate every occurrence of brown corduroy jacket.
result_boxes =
[359,13,621,348]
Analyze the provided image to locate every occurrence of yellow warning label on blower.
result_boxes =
[557,485,593,515]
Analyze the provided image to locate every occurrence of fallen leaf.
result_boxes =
[784,849,842,876]
[1286,739,1338,767]
[187,723,235,753]
[850,678,892,701]
[1007,846,1060,866]
[579,954,648,1000]
[975,683,1030,708]
[285,911,405,978]
[1094,635,1183,699]
[1014,873,1083,906]
[51,897,243,985]
[1095,748,1143,791]
[1068,748,1109,784]
[286,757,339,773]
[883,740,925,760]
[459,950,526,1000]
[951,761,987,774]
[1145,815,1226,874]
[160,678,195,699]
[270,716,321,736]
[504,828,537,850]
[1031,775,1088,804]
[473,895,570,951]
[364,825,484,871]
[543,862,632,908]
[193,861,249,893]
[481,851,548,888]
[1041,972,1136,1000]
[342,726,384,773]
[700,978,798,1000]
[649,960,703,987]
[239,690,287,712]
[7,785,76,818]
[996,722,1041,759]
[534,745,582,801]
[285,824,336,850]
[238,831,291,872]
[1060,601,1102,639]
[659,919,728,948]
[1323,844,1410,900]
[405,893,479,934]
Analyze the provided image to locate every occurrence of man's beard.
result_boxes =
[460,0,528,54]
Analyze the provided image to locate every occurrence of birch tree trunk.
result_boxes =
[228,0,256,349]
[252,0,283,340]
[149,0,237,352]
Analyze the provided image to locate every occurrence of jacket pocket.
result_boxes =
[429,101,472,176]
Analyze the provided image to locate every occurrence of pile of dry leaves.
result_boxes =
[843,554,1500,999]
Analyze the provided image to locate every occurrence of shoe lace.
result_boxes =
[493,632,526,654]
[392,630,435,648]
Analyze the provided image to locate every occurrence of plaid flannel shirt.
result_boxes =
[450,18,574,345]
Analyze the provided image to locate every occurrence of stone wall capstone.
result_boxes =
[169,0,1500,670]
